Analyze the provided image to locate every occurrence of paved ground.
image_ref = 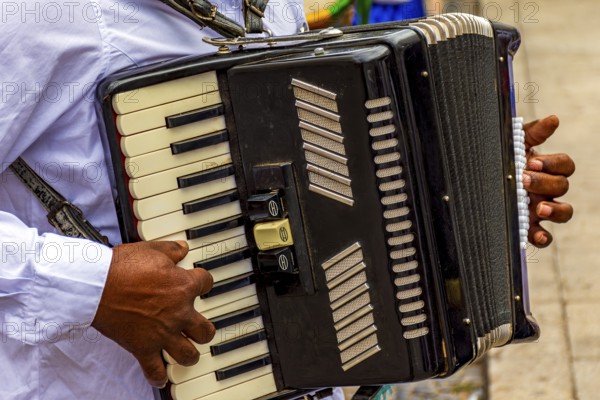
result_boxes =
[482,1,599,399]
[342,1,598,398]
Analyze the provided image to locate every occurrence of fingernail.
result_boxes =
[537,204,553,218]
[154,380,168,389]
[528,159,543,171]
[537,233,548,245]
[522,173,531,188]
[176,240,189,249]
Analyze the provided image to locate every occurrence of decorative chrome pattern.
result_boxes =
[365,96,429,340]
[293,79,354,206]
[321,243,380,371]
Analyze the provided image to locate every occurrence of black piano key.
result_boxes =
[186,215,244,241]
[194,248,251,270]
[210,330,267,356]
[182,189,239,215]
[178,164,235,189]
[201,273,255,299]
[211,305,261,331]
[170,130,229,155]
[166,104,224,129]
[215,355,272,381]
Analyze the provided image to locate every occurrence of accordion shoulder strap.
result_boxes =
[160,0,270,37]
[9,157,110,246]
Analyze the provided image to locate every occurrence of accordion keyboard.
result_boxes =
[111,72,277,400]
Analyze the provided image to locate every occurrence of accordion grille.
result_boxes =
[293,79,354,206]
[365,95,429,341]
[321,243,380,371]
[293,86,339,112]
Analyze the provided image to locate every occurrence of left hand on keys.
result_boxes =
[523,115,575,248]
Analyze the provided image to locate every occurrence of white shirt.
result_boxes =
[0,1,344,399]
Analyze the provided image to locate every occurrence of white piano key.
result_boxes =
[137,201,241,240]
[112,71,219,115]
[194,373,277,400]
[202,294,260,321]
[157,226,245,253]
[116,92,222,136]
[203,259,254,284]
[133,176,237,220]
[120,116,227,157]
[163,315,264,364]
[195,284,257,314]
[129,154,232,199]
[179,234,248,269]
[125,142,230,179]
[167,341,270,384]
[171,366,273,400]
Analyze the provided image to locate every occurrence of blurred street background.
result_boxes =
[307,0,597,398]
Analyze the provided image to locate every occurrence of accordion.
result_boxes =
[98,13,540,400]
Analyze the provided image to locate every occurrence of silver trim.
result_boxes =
[322,242,362,269]
[338,325,378,351]
[334,304,373,331]
[342,345,381,371]
[327,262,367,290]
[291,79,337,100]
[303,143,348,165]
[299,121,344,143]
[307,164,351,186]
[330,283,369,310]
[295,100,340,122]
[308,184,354,206]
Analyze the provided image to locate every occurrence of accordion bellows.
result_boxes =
[98,13,539,400]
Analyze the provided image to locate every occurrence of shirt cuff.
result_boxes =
[27,233,112,343]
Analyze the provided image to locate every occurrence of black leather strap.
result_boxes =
[351,386,384,400]
[160,0,246,38]
[9,157,110,246]
[243,0,269,33]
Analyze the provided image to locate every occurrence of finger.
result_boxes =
[147,241,190,264]
[164,336,200,367]
[524,115,559,150]
[528,223,553,248]
[184,312,217,345]
[523,171,569,197]
[527,153,576,177]
[186,267,214,296]
[137,352,168,388]
[535,201,574,224]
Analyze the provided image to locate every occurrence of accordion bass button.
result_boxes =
[247,191,285,221]
[253,219,294,251]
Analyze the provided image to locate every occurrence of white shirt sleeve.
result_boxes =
[0,212,113,344]
[0,2,112,345]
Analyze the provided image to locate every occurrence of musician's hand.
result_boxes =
[523,115,575,248]
[92,241,215,388]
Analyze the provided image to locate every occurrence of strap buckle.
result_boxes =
[188,0,217,21]
[47,200,85,225]
[244,0,265,18]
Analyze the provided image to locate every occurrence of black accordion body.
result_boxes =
[98,13,540,400]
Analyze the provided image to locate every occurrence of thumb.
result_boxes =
[524,115,560,150]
